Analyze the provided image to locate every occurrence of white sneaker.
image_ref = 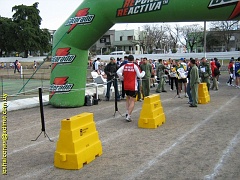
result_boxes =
[170,89,173,91]
[126,115,132,122]
[185,93,188,98]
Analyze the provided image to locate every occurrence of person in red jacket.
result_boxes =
[210,61,219,90]
[117,55,145,122]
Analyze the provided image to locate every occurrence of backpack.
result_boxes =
[213,67,220,76]
[92,60,97,70]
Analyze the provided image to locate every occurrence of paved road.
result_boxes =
[2,73,240,180]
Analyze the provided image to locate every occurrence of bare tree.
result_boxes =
[210,21,239,51]
[165,24,181,53]
[142,24,166,53]
[180,24,203,53]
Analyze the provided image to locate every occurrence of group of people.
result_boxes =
[13,60,38,73]
[92,55,240,122]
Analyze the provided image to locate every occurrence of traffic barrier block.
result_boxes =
[198,83,210,104]
[138,94,165,129]
[54,113,102,170]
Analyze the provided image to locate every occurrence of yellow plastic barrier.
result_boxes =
[138,94,165,129]
[54,113,102,170]
[198,83,210,104]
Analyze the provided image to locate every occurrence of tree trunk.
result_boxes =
[24,50,28,58]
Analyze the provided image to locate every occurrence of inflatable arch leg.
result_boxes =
[50,0,240,107]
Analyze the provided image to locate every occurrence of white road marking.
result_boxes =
[10,106,180,179]
[204,130,240,180]
[124,95,239,180]
[8,103,179,156]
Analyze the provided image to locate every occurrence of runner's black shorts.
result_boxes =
[125,90,137,98]
[178,78,187,83]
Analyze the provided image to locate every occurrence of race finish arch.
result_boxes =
[50,0,240,107]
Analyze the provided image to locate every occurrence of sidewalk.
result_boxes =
[1,83,108,112]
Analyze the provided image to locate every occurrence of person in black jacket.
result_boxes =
[186,58,193,104]
[214,57,221,82]
[104,57,120,101]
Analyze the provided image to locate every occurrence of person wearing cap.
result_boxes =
[199,57,211,91]
[104,57,120,101]
[155,59,168,93]
[189,59,200,107]
[117,55,145,122]
[140,57,152,97]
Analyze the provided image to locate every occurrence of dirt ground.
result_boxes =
[1,73,240,180]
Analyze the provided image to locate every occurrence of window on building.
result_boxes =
[100,38,106,43]
[129,46,132,51]
[136,46,138,51]
[120,36,123,41]
[127,36,133,40]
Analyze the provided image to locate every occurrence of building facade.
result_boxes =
[90,29,147,55]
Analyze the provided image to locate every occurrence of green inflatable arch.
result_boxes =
[49,0,240,107]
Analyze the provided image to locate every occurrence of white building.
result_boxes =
[91,29,147,55]
[113,29,142,54]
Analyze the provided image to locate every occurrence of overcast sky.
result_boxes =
[0,0,205,30]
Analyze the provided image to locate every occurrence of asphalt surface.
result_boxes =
[1,73,240,180]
